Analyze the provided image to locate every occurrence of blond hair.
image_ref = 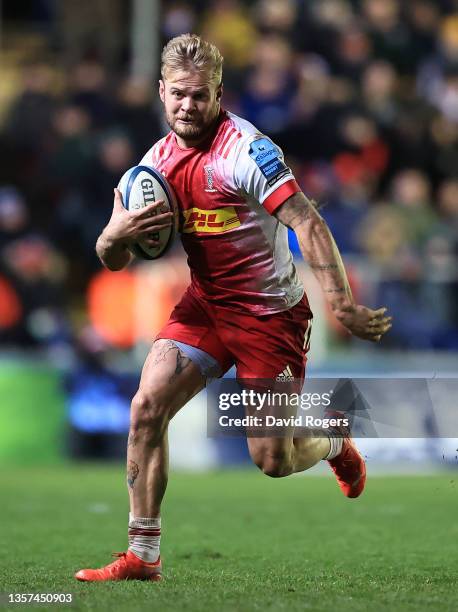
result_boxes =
[161,34,223,85]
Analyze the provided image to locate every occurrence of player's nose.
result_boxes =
[180,96,195,112]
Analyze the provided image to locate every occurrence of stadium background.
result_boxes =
[0,2,457,610]
[0,0,456,467]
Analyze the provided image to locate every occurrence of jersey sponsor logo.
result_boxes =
[204,165,217,193]
[249,138,289,186]
[265,167,290,188]
[183,206,240,234]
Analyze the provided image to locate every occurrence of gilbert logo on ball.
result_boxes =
[118,165,179,260]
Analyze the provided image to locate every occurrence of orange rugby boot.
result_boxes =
[328,434,366,498]
[75,550,162,582]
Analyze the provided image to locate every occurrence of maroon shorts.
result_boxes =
[156,287,313,380]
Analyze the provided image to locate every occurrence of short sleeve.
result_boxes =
[139,146,155,167]
[233,136,301,214]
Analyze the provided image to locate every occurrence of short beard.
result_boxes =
[167,108,219,144]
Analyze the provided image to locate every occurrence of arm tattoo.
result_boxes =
[310,263,339,270]
[127,460,139,488]
[275,193,316,229]
[283,205,312,228]
[324,288,346,294]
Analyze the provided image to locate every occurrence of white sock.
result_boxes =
[324,432,344,460]
[128,513,161,563]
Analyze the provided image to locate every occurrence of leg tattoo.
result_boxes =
[127,431,139,448]
[150,340,179,366]
[149,340,192,384]
[168,350,191,384]
[127,460,140,488]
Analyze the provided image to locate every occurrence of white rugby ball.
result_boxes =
[118,165,179,260]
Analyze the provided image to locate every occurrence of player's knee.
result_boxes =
[262,457,293,478]
[251,449,293,478]
[130,391,169,440]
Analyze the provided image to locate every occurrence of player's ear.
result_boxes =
[159,80,165,103]
[216,82,223,102]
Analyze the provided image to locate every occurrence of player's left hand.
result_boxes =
[334,304,392,342]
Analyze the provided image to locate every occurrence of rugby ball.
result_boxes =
[118,165,179,260]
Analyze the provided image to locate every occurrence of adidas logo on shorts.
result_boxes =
[276,365,294,382]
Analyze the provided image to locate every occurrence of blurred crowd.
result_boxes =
[0,0,457,355]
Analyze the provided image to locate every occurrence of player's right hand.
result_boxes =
[334,304,392,342]
[103,188,174,246]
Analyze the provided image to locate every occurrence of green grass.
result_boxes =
[0,466,457,611]
[0,367,65,463]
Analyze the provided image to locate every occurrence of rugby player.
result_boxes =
[75,34,391,582]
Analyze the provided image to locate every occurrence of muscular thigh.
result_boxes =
[138,339,206,418]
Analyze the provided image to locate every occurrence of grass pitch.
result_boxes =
[0,465,457,611]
